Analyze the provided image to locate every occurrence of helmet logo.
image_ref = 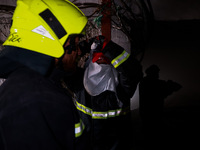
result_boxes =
[32,25,54,40]
[7,33,22,43]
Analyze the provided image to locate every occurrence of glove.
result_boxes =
[78,37,95,56]
[91,35,109,52]
[90,35,110,64]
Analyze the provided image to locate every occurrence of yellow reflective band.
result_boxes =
[92,109,122,119]
[111,50,130,68]
[75,119,85,138]
[75,100,130,119]
[75,101,92,116]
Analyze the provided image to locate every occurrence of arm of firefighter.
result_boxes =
[102,41,130,69]
[102,41,143,98]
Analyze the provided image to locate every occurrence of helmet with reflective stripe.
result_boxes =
[3,0,88,58]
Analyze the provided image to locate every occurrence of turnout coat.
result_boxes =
[0,46,87,150]
[63,41,143,150]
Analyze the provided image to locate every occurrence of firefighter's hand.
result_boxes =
[91,35,109,52]
[78,39,93,56]
[62,49,78,72]
[91,35,126,63]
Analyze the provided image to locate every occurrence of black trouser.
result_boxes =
[91,114,132,150]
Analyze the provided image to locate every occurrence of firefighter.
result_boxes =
[58,35,143,150]
[0,0,88,150]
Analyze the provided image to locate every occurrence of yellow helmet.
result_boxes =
[3,0,88,58]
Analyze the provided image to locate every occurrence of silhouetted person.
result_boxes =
[138,64,182,149]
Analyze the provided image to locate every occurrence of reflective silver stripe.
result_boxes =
[75,119,85,138]
[75,101,92,115]
[59,81,84,137]
[92,109,122,119]
[75,100,130,119]
[111,50,130,68]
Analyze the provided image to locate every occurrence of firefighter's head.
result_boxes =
[145,64,160,78]
[3,0,88,58]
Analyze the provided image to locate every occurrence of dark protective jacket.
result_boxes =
[63,41,143,150]
[0,46,88,150]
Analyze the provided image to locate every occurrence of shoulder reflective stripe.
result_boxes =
[75,119,85,138]
[111,50,130,68]
[75,100,130,119]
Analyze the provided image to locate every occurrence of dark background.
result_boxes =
[1,0,200,149]
[128,0,200,107]
[129,0,200,111]
[131,0,200,149]
[131,19,200,150]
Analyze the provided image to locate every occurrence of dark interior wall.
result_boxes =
[150,0,200,20]
[131,20,200,149]
[0,0,16,6]
[131,0,200,110]
[141,20,200,108]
